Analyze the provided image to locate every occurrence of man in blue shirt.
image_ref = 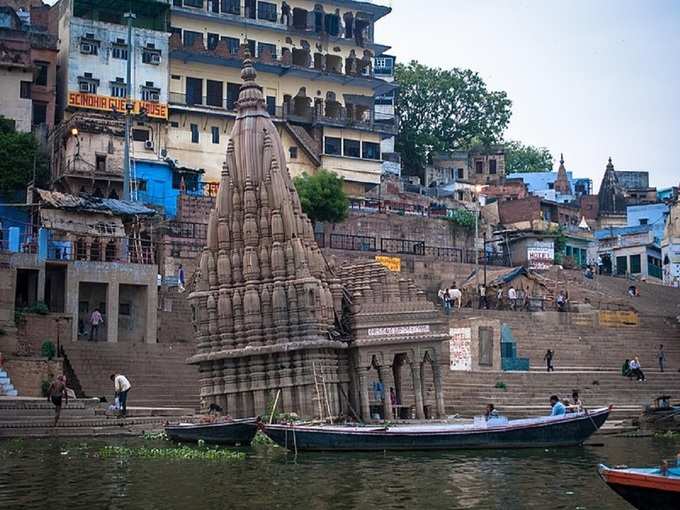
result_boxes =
[550,395,566,416]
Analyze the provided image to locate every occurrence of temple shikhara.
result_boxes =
[188,55,448,421]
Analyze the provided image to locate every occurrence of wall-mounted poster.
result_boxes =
[527,241,554,270]
[449,327,472,371]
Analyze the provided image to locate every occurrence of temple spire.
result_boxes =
[554,152,571,194]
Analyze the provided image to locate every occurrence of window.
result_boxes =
[186,77,203,105]
[489,159,497,175]
[245,0,256,19]
[630,254,641,274]
[343,139,360,158]
[246,39,256,56]
[96,154,106,172]
[170,121,179,128]
[132,129,149,142]
[223,36,240,55]
[258,42,277,60]
[142,49,162,65]
[289,146,298,159]
[222,0,240,14]
[183,30,202,48]
[34,61,49,86]
[119,303,131,316]
[207,33,219,51]
[111,78,127,98]
[226,82,240,110]
[206,80,223,107]
[190,123,199,143]
[78,74,99,94]
[171,74,181,80]
[135,179,148,192]
[266,96,276,115]
[257,1,277,21]
[172,172,199,191]
[211,126,220,144]
[324,137,341,155]
[80,38,99,55]
[141,85,160,102]
[639,218,648,225]
[475,160,483,174]
[112,40,128,60]
[362,141,381,160]
[32,102,47,126]
[20,81,31,99]
[184,0,203,7]
[325,13,340,36]
[457,168,465,179]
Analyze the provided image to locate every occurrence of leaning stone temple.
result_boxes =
[189,55,448,421]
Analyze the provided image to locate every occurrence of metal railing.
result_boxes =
[381,238,425,256]
[45,237,156,265]
[314,232,325,248]
[330,234,376,252]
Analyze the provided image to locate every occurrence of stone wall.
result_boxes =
[322,211,474,249]
[157,288,194,343]
[4,357,63,397]
[176,194,215,223]
[16,313,72,356]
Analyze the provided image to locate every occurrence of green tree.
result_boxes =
[395,61,512,178]
[293,170,349,225]
[0,117,49,193]
[504,140,553,174]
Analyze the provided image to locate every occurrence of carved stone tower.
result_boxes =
[188,54,349,418]
[554,153,571,194]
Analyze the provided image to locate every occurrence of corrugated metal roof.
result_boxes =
[36,189,155,216]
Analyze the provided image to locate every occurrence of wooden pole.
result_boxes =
[269,389,281,424]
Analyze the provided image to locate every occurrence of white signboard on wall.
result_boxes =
[449,327,472,371]
[527,241,555,270]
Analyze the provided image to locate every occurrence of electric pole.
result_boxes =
[122,11,136,201]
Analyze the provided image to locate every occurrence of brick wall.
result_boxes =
[176,194,215,223]
[16,313,72,355]
[4,357,63,397]
[498,196,541,225]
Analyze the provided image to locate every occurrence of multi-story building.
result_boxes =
[164,0,398,197]
[426,145,506,189]
[0,3,58,135]
[373,52,399,176]
[51,0,171,198]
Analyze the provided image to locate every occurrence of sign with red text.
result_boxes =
[68,92,168,119]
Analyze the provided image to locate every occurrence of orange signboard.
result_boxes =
[68,92,168,120]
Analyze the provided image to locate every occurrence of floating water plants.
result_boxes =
[99,445,245,461]
[142,431,168,441]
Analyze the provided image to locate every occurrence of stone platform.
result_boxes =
[0,397,194,438]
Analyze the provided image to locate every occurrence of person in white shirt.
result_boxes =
[448,285,462,310]
[110,373,132,417]
[508,286,517,310]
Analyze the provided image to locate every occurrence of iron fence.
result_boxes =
[330,234,376,252]
[381,238,425,255]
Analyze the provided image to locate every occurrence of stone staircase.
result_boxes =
[62,342,201,410]
[0,397,194,438]
[0,368,18,397]
[442,308,680,422]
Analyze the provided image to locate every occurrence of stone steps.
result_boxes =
[0,368,18,397]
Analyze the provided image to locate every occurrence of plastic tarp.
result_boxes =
[36,189,155,216]
[40,209,126,238]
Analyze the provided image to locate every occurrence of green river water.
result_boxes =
[0,435,677,509]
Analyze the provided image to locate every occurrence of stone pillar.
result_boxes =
[106,282,119,343]
[358,370,370,421]
[411,362,425,420]
[379,366,394,420]
[37,267,46,304]
[432,362,446,418]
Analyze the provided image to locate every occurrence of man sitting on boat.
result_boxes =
[484,403,500,421]
[550,395,567,416]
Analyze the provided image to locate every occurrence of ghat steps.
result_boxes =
[0,368,18,397]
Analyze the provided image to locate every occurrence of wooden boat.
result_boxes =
[261,406,611,452]
[598,464,680,510]
[165,418,257,446]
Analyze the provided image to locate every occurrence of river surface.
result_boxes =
[0,435,677,510]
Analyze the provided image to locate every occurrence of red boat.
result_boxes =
[598,464,680,510]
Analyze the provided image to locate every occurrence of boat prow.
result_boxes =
[262,406,611,452]
[598,464,680,510]
[165,417,257,446]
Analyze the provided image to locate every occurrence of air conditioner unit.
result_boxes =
[160,148,168,158]
[80,42,93,54]
[150,53,161,65]
[144,140,154,150]
[149,92,160,102]
[79,82,91,93]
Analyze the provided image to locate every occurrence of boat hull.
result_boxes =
[165,419,257,446]
[263,408,610,452]
[598,465,680,510]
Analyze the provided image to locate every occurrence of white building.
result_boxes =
[661,201,680,287]
[374,54,400,176]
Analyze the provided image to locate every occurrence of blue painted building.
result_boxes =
[508,171,592,203]
[132,160,205,218]
[626,203,669,244]
[0,192,30,249]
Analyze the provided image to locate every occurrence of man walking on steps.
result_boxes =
[544,349,555,372]
[47,375,68,427]
[658,345,666,373]
[110,373,131,417]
